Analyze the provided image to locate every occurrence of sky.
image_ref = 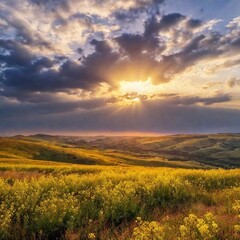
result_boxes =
[0,0,240,135]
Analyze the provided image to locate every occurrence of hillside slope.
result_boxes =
[29,133,240,168]
[1,133,239,168]
[0,136,211,169]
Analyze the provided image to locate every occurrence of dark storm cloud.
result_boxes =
[0,92,232,119]
[1,0,240,134]
[186,18,203,29]
[1,97,240,134]
[1,8,239,99]
[166,94,232,106]
[158,13,186,30]
[114,10,142,22]
[231,37,240,48]
[0,40,34,67]
[113,13,221,83]
[113,14,230,83]
[115,34,160,57]
[0,38,119,99]
[144,13,186,36]
[2,59,104,94]
[0,97,116,117]
[158,32,223,78]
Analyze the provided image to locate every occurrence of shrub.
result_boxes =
[179,213,219,240]
[131,217,165,240]
[233,200,240,235]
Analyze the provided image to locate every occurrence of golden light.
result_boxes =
[116,77,157,107]
[119,77,154,95]
[132,97,140,103]
[118,96,141,106]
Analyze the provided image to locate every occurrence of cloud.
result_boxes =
[227,16,240,29]
[1,11,239,99]
[227,77,240,88]
[1,1,239,87]
[144,13,186,37]
[0,38,120,97]
[1,96,240,134]
[167,94,232,106]
[29,0,165,17]
[223,58,240,68]
[185,18,202,29]
[115,34,159,57]
[1,0,240,134]
[207,57,240,74]
[2,58,105,94]
[202,82,222,89]
[0,95,117,118]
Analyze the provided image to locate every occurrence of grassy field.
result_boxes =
[0,135,240,239]
[0,165,240,239]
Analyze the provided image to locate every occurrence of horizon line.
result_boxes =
[1,131,240,138]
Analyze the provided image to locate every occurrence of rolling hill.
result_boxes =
[0,133,240,168]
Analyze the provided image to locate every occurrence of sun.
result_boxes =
[119,78,154,95]
[132,97,140,103]
[118,96,141,106]
[117,77,156,105]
